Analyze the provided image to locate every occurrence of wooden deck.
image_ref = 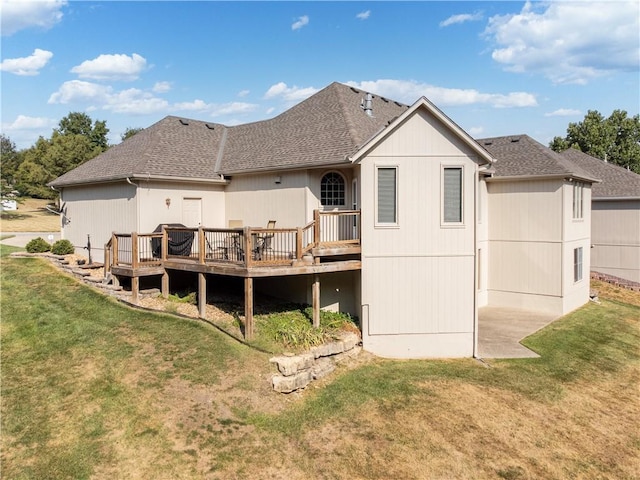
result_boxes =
[105,210,361,339]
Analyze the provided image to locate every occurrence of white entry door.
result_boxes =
[182,197,202,227]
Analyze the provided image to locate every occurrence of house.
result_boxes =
[560,148,640,283]
[477,135,597,315]
[50,82,596,358]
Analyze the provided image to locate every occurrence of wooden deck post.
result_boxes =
[244,277,254,340]
[161,271,169,298]
[112,233,119,266]
[313,209,320,247]
[198,227,205,264]
[131,276,139,304]
[161,226,168,261]
[132,232,139,269]
[296,227,303,260]
[198,272,207,318]
[312,274,320,328]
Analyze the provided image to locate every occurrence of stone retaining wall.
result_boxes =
[270,331,361,393]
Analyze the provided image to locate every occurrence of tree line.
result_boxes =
[1,109,638,200]
[0,112,141,199]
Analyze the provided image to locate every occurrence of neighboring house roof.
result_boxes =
[50,82,409,187]
[559,148,640,200]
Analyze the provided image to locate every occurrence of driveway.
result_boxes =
[477,306,559,358]
[0,232,60,248]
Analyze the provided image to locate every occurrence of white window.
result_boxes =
[321,172,345,206]
[376,167,398,225]
[443,166,463,224]
[574,247,583,282]
[573,182,584,219]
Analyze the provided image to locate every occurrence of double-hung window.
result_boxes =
[574,247,583,282]
[376,166,398,225]
[442,166,463,224]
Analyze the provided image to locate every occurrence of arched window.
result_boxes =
[321,172,345,206]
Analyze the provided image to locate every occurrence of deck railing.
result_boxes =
[107,209,360,270]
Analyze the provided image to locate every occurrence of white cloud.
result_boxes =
[485,1,640,84]
[291,15,309,31]
[440,12,483,27]
[238,89,250,98]
[48,80,258,118]
[264,82,319,102]
[3,115,56,130]
[468,126,484,137]
[152,81,171,93]
[345,79,537,108]
[0,0,66,36]
[70,53,147,81]
[545,108,582,117]
[356,10,371,20]
[0,49,53,76]
[211,102,258,117]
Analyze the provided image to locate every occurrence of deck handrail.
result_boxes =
[109,210,360,270]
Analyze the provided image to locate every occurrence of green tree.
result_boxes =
[57,112,109,152]
[0,134,23,186]
[550,110,640,174]
[15,132,98,199]
[121,127,143,142]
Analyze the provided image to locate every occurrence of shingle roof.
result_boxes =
[560,148,640,199]
[50,82,409,187]
[477,134,598,182]
[50,116,225,187]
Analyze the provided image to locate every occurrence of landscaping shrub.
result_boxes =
[51,239,75,255]
[25,237,51,253]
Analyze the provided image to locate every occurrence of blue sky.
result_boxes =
[1,1,638,150]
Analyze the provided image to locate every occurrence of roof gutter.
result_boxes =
[486,173,599,183]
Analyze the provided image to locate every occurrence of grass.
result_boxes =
[2,245,639,479]
[0,197,60,232]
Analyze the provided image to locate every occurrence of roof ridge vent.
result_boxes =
[510,136,520,143]
[360,93,373,117]
[205,123,215,130]
[179,119,189,126]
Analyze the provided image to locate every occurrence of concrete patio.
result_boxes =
[478,307,559,358]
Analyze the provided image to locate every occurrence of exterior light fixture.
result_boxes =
[165,197,171,208]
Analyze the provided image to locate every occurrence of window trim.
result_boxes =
[320,171,346,207]
[441,165,465,227]
[375,165,399,227]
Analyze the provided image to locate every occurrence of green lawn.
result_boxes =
[2,246,639,479]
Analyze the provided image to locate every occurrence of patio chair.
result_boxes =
[253,220,276,260]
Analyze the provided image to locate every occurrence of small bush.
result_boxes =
[51,239,75,255]
[25,237,51,253]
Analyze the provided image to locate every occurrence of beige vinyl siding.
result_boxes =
[136,181,225,231]
[591,199,640,283]
[226,171,312,228]
[487,179,564,314]
[487,179,590,315]
[477,179,490,306]
[359,108,480,358]
[61,183,137,262]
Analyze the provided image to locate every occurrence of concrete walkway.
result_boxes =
[477,306,559,359]
[0,232,60,248]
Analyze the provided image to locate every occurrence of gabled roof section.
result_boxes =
[50,116,226,187]
[560,148,640,199]
[218,82,409,174]
[349,96,495,165]
[478,134,598,183]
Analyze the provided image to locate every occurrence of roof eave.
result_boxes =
[487,173,598,183]
[50,173,228,188]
